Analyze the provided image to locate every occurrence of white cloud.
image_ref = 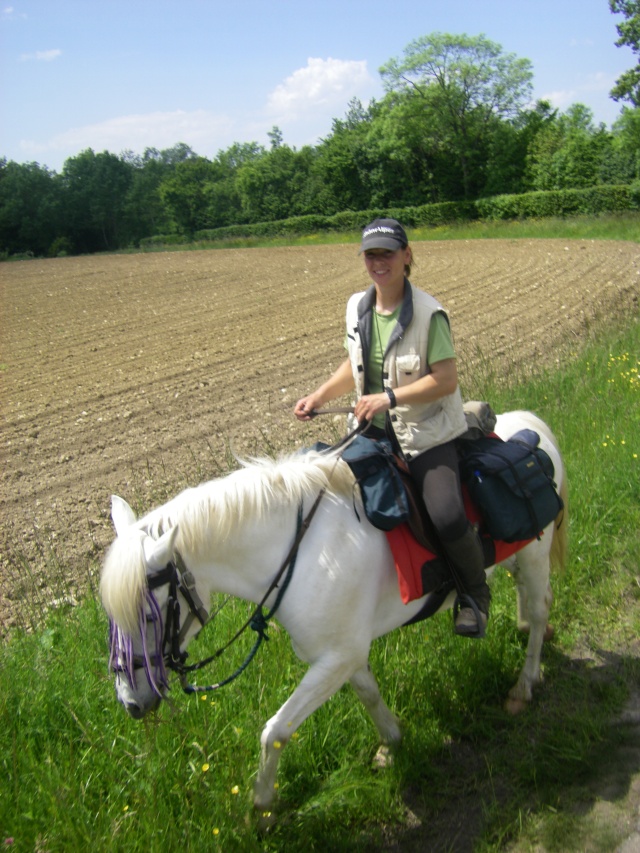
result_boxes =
[541,72,617,112]
[20,49,62,62]
[3,4,31,22]
[14,61,377,169]
[569,38,595,48]
[266,57,374,120]
[3,5,27,19]
[540,88,577,111]
[19,109,237,164]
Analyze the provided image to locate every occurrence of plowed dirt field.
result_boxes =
[1,239,638,630]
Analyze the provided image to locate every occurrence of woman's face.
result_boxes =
[363,247,411,289]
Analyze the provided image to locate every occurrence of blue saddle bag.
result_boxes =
[310,435,410,531]
[340,436,410,531]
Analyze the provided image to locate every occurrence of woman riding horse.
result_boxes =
[295,218,491,637]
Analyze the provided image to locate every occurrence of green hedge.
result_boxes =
[139,233,190,249]
[475,185,632,220]
[143,185,635,247]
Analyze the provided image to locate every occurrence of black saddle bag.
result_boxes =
[459,430,564,542]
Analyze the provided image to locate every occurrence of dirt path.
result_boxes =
[1,239,638,630]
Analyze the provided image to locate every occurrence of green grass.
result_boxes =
[410,211,640,243]
[1,316,639,851]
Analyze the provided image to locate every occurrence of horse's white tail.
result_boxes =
[549,473,568,573]
[535,414,568,574]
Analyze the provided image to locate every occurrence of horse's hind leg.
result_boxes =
[505,544,553,713]
[349,663,402,768]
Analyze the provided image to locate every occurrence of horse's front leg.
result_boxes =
[253,653,364,820]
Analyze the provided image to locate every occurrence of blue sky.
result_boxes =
[1,0,634,172]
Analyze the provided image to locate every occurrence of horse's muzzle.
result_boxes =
[120,694,161,719]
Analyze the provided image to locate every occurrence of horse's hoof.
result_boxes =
[256,808,277,833]
[372,744,394,770]
[504,696,528,715]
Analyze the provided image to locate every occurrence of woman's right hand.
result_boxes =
[294,393,324,421]
[294,359,355,422]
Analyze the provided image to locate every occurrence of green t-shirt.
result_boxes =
[368,309,455,428]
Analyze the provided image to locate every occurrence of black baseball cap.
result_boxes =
[359,218,408,253]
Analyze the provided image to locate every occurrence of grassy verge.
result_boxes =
[1,316,638,851]
[411,211,640,243]
[126,212,640,254]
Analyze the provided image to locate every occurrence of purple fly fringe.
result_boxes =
[108,588,169,698]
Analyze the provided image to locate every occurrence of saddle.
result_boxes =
[339,399,498,550]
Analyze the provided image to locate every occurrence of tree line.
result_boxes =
[2,25,639,258]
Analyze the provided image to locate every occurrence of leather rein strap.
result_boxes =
[172,485,328,693]
[307,406,354,418]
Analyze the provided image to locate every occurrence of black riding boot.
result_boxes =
[442,524,491,638]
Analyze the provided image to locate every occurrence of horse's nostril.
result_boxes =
[123,700,145,720]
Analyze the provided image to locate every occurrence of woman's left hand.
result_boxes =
[354,393,391,423]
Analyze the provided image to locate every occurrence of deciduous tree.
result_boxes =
[158,157,218,236]
[0,159,61,255]
[60,149,133,252]
[610,0,640,106]
[380,33,533,199]
[525,105,614,190]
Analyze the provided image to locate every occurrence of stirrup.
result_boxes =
[453,593,487,639]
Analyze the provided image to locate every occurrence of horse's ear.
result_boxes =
[147,525,180,572]
[111,495,137,536]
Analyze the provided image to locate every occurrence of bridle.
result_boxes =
[109,554,210,697]
[145,553,210,678]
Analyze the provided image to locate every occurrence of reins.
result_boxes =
[129,416,369,695]
[306,406,355,418]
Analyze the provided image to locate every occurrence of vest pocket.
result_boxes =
[395,353,421,387]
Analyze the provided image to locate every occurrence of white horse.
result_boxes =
[101,410,567,818]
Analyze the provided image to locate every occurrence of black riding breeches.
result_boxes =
[407,440,468,543]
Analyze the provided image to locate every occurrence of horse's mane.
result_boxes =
[101,450,355,634]
[147,449,354,554]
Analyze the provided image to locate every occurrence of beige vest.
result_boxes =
[345,281,467,457]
